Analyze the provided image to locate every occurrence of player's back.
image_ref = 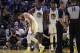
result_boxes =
[23,12,38,34]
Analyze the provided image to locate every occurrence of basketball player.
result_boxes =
[29,1,43,34]
[49,2,58,52]
[29,2,50,51]
[33,2,43,34]
[18,12,44,53]
[28,1,44,33]
[28,1,47,51]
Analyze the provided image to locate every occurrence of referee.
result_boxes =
[67,2,80,53]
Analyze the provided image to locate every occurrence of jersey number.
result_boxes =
[37,12,42,18]
[51,14,56,19]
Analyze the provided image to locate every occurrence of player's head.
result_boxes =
[35,0,43,9]
[59,1,65,9]
[17,12,31,28]
[50,2,56,9]
[16,12,22,19]
[18,15,25,23]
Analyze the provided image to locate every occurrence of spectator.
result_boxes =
[14,20,28,48]
[6,31,20,49]
[5,28,10,41]
[21,1,29,12]
[0,25,6,46]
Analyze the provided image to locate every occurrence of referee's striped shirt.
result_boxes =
[67,6,80,19]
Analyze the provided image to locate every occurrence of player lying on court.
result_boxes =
[17,12,44,53]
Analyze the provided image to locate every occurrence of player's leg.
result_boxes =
[53,24,57,50]
[32,24,45,53]
[24,27,32,53]
[50,34,54,51]
[49,25,54,51]
[31,33,44,53]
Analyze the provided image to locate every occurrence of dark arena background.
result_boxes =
[0,0,80,53]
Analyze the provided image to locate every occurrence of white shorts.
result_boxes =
[32,22,38,34]
[38,23,43,32]
[49,23,57,34]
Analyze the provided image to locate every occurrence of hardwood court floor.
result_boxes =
[0,47,77,53]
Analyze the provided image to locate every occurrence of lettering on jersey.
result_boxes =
[51,13,56,20]
[37,12,42,18]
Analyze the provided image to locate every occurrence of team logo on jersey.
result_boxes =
[51,14,56,19]
[37,12,42,18]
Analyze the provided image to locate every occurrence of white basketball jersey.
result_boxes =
[33,8,43,32]
[49,8,58,24]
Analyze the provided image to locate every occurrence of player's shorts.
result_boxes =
[38,23,43,32]
[32,21,38,34]
[49,23,57,34]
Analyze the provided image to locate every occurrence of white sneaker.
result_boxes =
[51,48,54,52]
[39,45,44,53]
